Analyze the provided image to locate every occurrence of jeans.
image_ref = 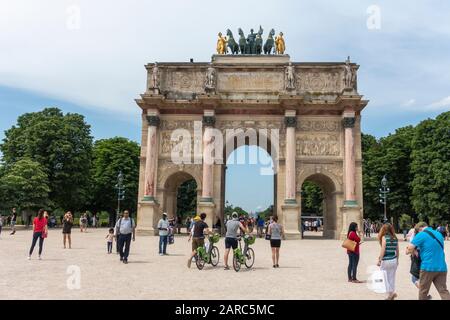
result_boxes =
[107,242,113,253]
[118,233,132,261]
[159,235,168,254]
[29,232,44,256]
[347,252,359,280]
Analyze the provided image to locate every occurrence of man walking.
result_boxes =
[223,212,247,270]
[114,210,135,264]
[187,213,211,268]
[407,222,450,300]
[10,207,17,235]
[157,212,170,256]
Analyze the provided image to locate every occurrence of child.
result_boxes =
[106,228,114,253]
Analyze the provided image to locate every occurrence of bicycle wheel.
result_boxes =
[233,254,241,272]
[244,247,255,268]
[210,246,220,267]
[196,253,206,270]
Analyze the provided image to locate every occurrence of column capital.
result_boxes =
[146,115,160,127]
[342,117,355,128]
[284,116,297,128]
[202,115,216,127]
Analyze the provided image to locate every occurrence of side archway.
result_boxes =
[297,166,344,239]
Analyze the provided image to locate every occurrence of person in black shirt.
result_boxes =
[187,213,211,268]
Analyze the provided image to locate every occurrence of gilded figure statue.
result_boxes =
[216,32,227,54]
[275,32,286,54]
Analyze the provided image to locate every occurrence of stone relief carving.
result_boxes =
[160,120,197,131]
[297,71,342,93]
[297,120,340,132]
[285,62,296,90]
[296,163,343,187]
[157,161,202,187]
[296,134,340,156]
[159,131,200,156]
[217,72,283,92]
[217,120,282,130]
[164,70,204,93]
[204,65,216,92]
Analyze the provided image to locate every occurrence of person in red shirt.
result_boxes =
[28,209,48,260]
[347,222,363,283]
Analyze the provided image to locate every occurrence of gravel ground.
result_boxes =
[0,228,449,300]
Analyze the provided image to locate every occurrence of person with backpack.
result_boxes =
[407,222,450,300]
[187,213,211,268]
[114,210,135,264]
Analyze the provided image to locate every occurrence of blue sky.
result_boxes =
[1,0,449,212]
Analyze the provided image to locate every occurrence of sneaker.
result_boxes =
[27,256,31,260]
[120,257,123,261]
[276,264,279,268]
[159,253,163,256]
[123,260,128,264]
[187,258,192,268]
[273,265,276,268]
[38,255,42,260]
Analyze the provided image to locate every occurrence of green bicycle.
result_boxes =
[232,234,255,272]
[195,233,220,270]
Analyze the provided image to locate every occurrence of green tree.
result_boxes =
[89,137,140,219]
[0,108,93,210]
[176,179,197,217]
[0,159,50,211]
[301,181,323,215]
[411,112,450,223]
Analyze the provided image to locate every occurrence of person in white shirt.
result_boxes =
[157,212,170,256]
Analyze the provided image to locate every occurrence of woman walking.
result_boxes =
[377,223,399,300]
[62,211,74,249]
[347,222,363,283]
[28,209,48,260]
[80,212,88,232]
[268,216,284,268]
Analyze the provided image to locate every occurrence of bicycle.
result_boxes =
[232,234,255,272]
[195,233,220,270]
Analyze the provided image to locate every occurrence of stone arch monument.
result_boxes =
[135,54,368,240]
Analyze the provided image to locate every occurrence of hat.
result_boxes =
[162,212,167,216]
[194,215,201,221]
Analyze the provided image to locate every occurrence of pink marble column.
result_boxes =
[284,116,297,203]
[200,115,215,202]
[343,115,357,206]
[143,115,159,201]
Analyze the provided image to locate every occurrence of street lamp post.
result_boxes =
[379,175,390,223]
[115,171,126,225]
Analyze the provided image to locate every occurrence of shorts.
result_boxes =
[270,239,281,248]
[225,237,238,249]
[11,221,16,227]
[192,238,204,251]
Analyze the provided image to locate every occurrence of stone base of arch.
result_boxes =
[281,203,302,239]
[137,200,160,235]
[339,205,362,240]
[197,201,216,230]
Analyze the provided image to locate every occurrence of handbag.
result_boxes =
[265,233,271,240]
[410,254,421,279]
[342,238,357,252]
[41,230,48,239]
[367,269,387,293]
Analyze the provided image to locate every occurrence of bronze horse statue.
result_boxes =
[226,29,239,54]
[255,26,264,54]
[238,28,249,54]
[264,28,275,54]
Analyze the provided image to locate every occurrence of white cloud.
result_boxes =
[426,96,450,111]
[0,0,449,119]
[402,99,416,107]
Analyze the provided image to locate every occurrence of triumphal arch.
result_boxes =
[135,29,368,239]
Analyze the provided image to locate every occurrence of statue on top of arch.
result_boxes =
[216,26,285,55]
